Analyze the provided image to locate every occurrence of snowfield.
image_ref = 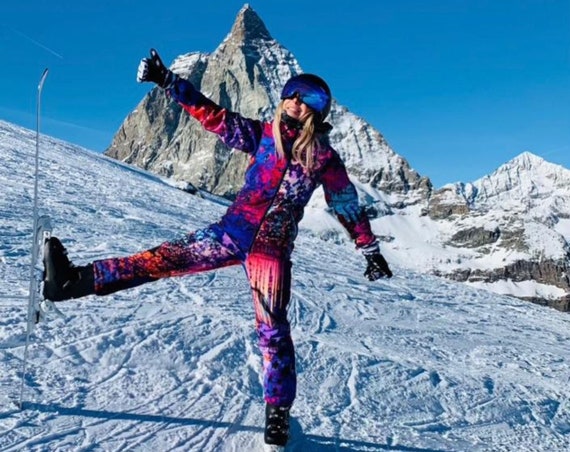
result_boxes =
[1,120,570,451]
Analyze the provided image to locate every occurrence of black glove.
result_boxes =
[137,48,177,88]
[364,252,393,281]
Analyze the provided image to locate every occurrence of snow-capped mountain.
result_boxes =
[105,4,428,204]
[421,153,570,310]
[1,119,570,451]
[473,152,570,205]
[102,4,570,310]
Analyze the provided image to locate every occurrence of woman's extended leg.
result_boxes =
[93,228,242,295]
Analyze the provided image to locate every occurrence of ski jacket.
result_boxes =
[167,78,377,259]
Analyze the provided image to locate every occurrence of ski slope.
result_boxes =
[1,120,570,451]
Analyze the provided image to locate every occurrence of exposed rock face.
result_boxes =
[440,258,570,311]
[449,227,501,248]
[105,5,428,205]
[425,185,470,220]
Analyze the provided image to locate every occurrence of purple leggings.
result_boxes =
[92,227,296,407]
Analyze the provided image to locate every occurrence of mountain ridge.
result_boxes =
[105,5,428,204]
[468,151,570,205]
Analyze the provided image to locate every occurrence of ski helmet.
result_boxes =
[280,73,332,121]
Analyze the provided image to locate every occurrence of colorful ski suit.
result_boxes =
[92,78,378,407]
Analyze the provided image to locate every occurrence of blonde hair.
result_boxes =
[272,101,321,171]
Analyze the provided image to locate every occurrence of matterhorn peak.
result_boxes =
[228,4,272,43]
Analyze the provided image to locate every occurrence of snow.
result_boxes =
[1,119,570,451]
[554,219,570,243]
[467,279,568,301]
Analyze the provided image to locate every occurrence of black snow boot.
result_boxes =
[43,237,95,301]
[264,403,290,447]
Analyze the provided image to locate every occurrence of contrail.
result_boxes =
[11,28,64,59]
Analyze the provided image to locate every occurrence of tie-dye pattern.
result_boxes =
[168,78,377,255]
[93,228,241,295]
[94,236,297,406]
[92,78,380,408]
[245,254,296,406]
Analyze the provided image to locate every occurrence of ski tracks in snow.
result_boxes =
[1,277,263,451]
[288,242,570,451]
[2,126,570,451]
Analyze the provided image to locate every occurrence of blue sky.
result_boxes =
[2,0,568,187]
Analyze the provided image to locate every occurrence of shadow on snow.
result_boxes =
[23,402,451,452]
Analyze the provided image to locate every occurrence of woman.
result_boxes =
[43,49,393,448]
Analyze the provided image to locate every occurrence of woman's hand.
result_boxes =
[137,48,177,88]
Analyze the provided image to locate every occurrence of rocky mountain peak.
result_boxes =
[105,5,426,204]
[508,151,546,170]
[227,4,272,44]
[492,151,558,180]
[474,151,570,204]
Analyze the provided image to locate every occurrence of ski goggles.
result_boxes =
[280,79,330,115]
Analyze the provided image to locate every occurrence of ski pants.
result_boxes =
[92,227,296,407]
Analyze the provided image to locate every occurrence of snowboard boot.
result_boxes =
[264,403,290,447]
[43,237,95,301]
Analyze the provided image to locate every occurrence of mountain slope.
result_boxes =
[105,4,429,204]
[417,152,570,310]
[1,121,570,451]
